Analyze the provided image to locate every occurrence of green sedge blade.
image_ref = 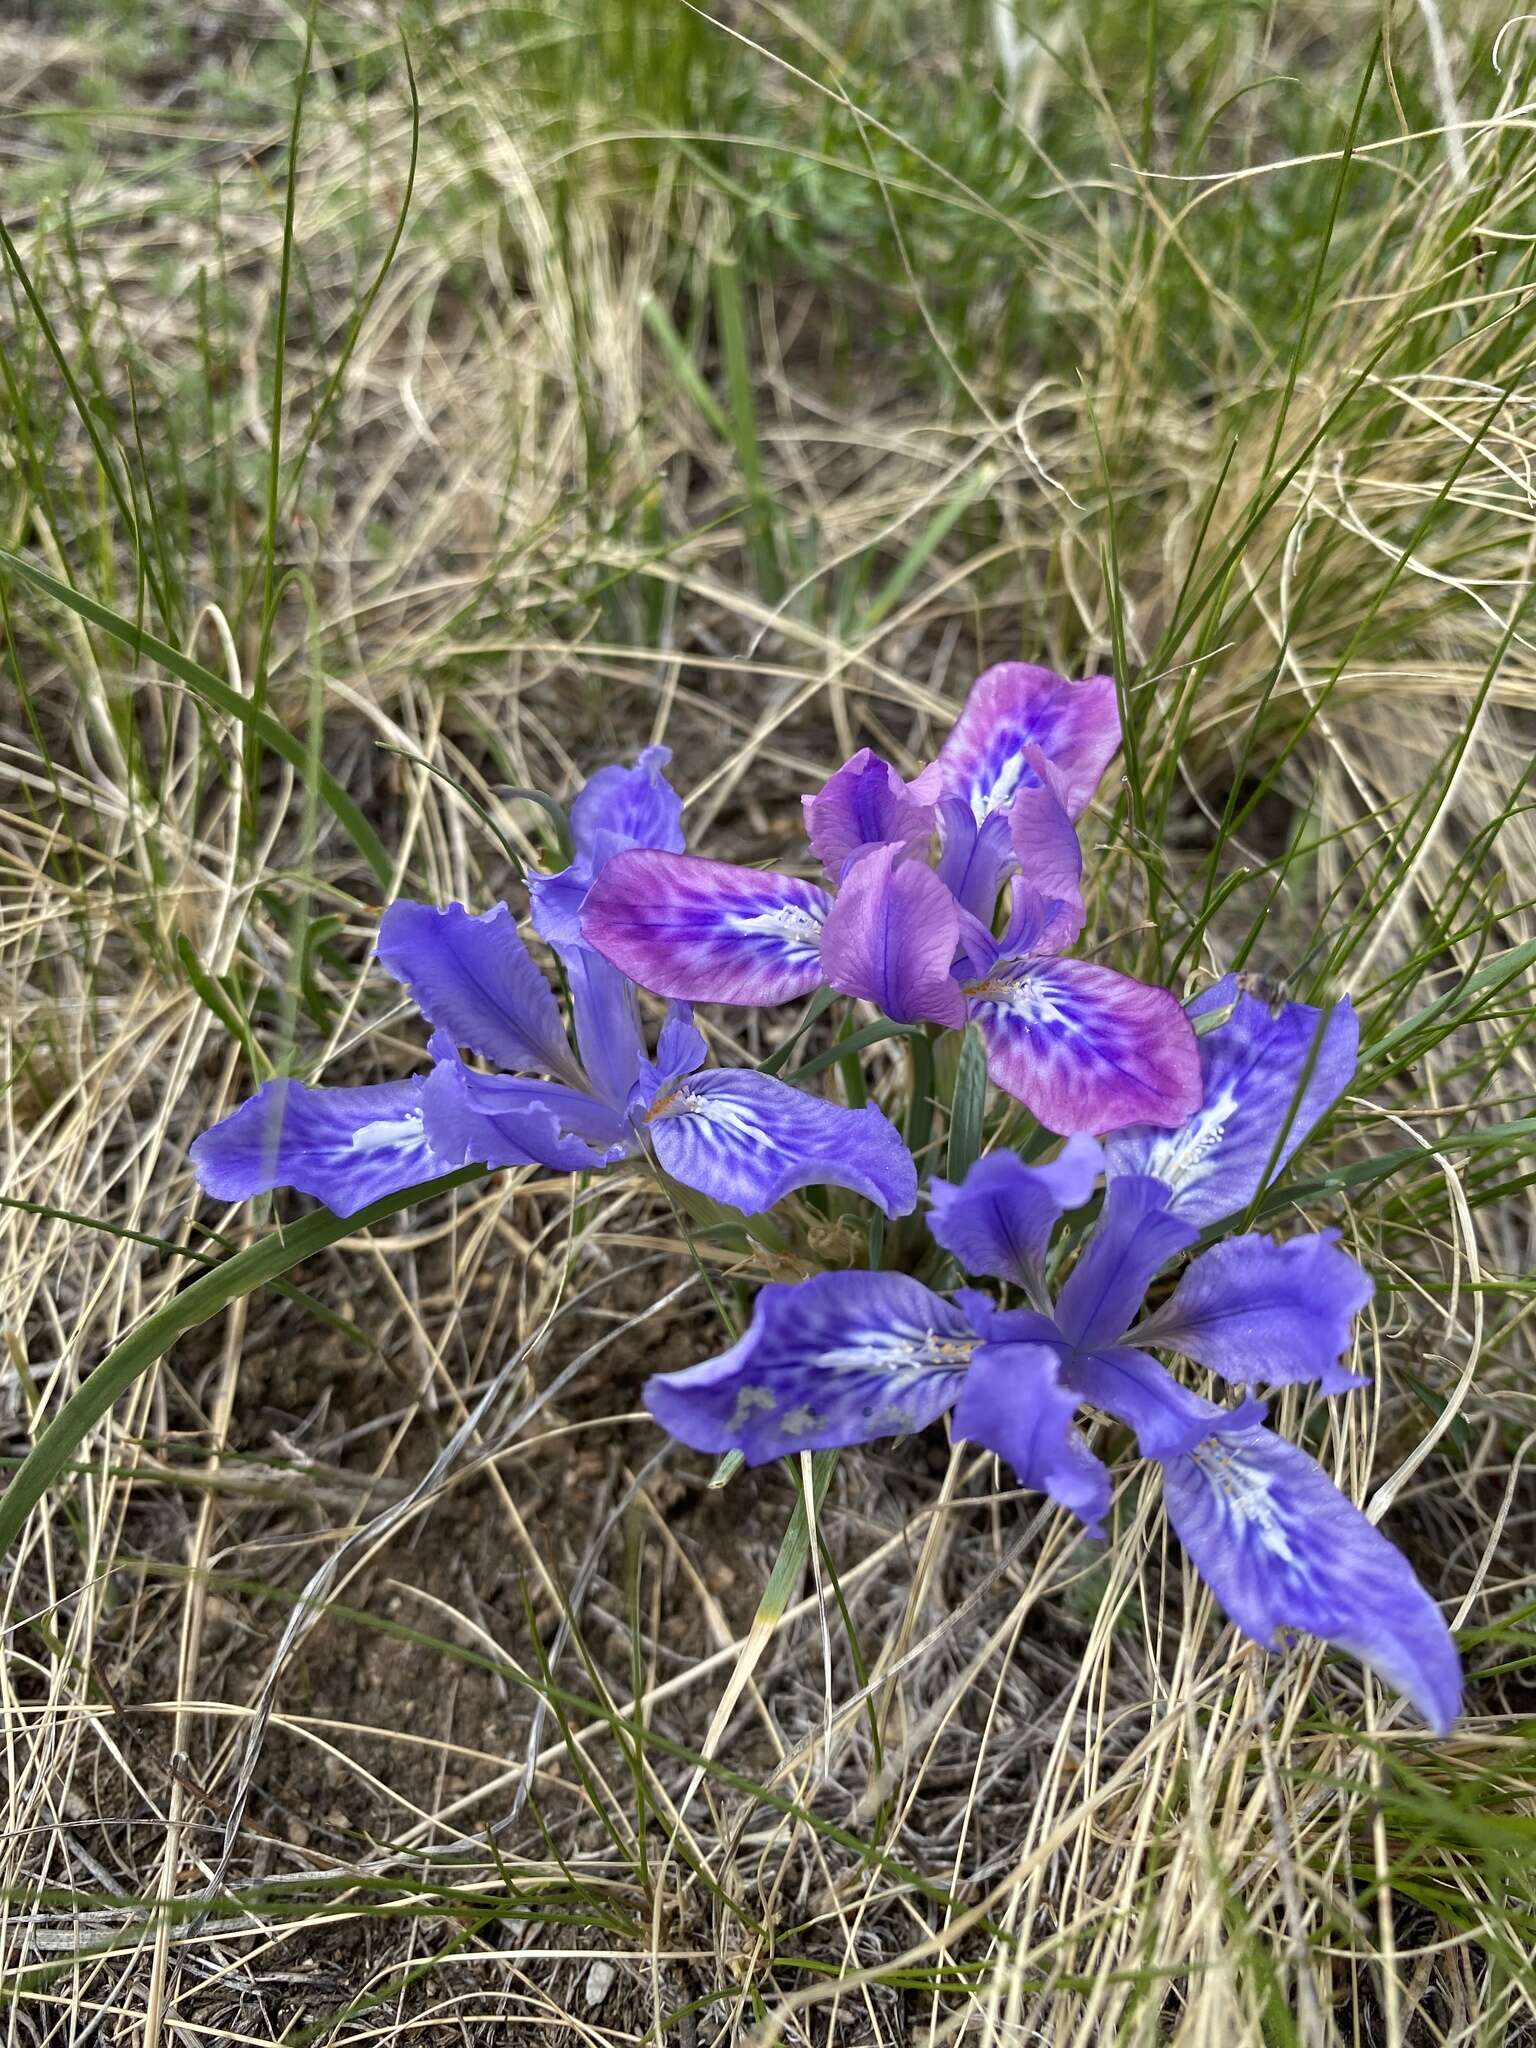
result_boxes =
[0,1166,486,1559]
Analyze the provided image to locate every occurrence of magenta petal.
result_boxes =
[801,749,941,882]
[938,663,1121,822]
[951,1340,1111,1534]
[966,957,1203,1135]
[1161,1425,1462,1735]
[935,800,1016,925]
[528,749,684,956]
[1002,743,1085,953]
[581,850,831,1007]
[819,843,966,1028]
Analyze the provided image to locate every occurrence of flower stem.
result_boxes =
[905,1026,938,1171]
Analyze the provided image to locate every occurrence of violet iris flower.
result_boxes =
[191,750,915,1221]
[642,980,1461,1733]
[580,663,1202,1137]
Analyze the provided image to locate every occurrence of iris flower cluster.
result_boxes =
[191,748,915,1221]
[583,665,1203,1135]
[646,980,1460,1734]
[192,661,1461,1734]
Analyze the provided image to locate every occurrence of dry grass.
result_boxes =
[3,2,1536,2041]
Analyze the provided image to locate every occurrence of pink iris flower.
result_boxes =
[581,663,1202,1135]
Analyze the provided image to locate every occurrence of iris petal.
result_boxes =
[1161,1424,1462,1734]
[582,850,831,1007]
[529,749,689,1104]
[801,749,941,882]
[644,1069,917,1217]
[927,1136,1103,1296]
[1105,983,1359,1226]
[1053,1175,1199,1350]
[818,844,966,1028]
[1066,1345,1265,1459]
[191,1077,451,1217]
[644,1271,973,1463]
[376,899,581,1085]
[569,743,686,866]
[934,800,1016,925]
[951,1340,1112,1534]
[937,663,1121,822]
[560,947,648,1112]
[419,1042,629,1173]
[1133,1229,1373,1393]
[1000,743,1085,954]
[966,958,1203,1135]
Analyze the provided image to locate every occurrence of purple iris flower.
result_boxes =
[579,663,1202,1136]
[190,750,916,1222]
[642,983,1461,1734]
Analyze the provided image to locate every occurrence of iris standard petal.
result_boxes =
[526,865,589,953]
[643,1271,974,1463]
[643,1069,917,1217]
[1133,1229,1373,1393]
[1104,985,1359,1226]
[1066,1346,1266,1459]
[562,945,649,1112]
[581,850,831,1006]
[419,1044,629,1174]
[376,899,582,1085]
[927,1136,1103,1296]
[951,1340,1112,1534]
[937,663,1121,822]
[999,879,1084,965]
[818,843,967,1028]
[646,1001,710,1091]
[1001,744,1085,953]
[531,746,687,953]
[953,1292,1062,1346]
[934,799,1017,925]
[965,957,1203,1136]
[1053,1175,1200,1350]
[1160,1424,1462,1734]
[801,749,942,882]
[569,743,685,866]
[190,1077,452,1217]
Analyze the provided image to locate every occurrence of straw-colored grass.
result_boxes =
[3,2,1535,2041]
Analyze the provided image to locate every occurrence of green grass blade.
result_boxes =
[791,1018,916,1080]
[0,546,394,887]
[945,1026,988,1182]
[0,215,168,627]
[281,34,420,517]
[0,1166,485,1559]
[858,469,989,634]
[642,292,731,440]
[248,9,315,795]
[711,256,781,601]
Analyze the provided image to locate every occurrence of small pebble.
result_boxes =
[584,1959,615,2010]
